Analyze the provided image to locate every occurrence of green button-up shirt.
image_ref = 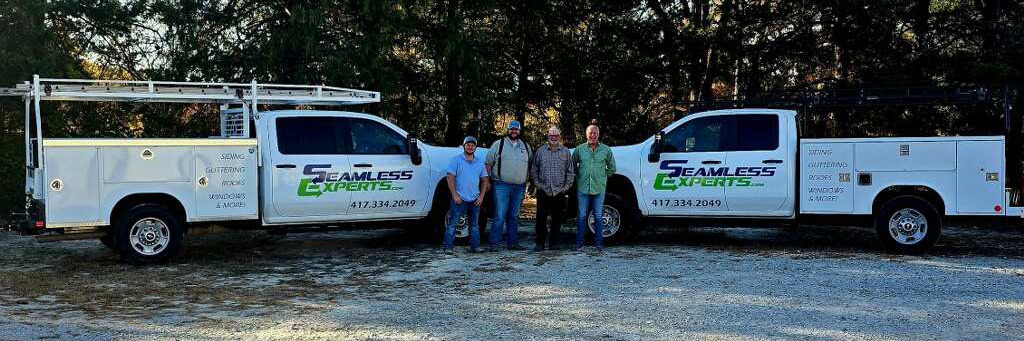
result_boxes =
[573,142,616,195]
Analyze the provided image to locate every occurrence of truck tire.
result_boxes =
[115,204,184,264]
[875,195,941,254]
[586,193,634,245]
[425,192,488,245]
[99,233,119,253]
[445,204,488,245]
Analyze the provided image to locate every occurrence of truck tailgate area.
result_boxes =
[41,139,259,228]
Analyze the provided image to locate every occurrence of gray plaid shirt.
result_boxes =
[530,143,575,196]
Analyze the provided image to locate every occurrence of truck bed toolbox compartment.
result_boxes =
[42,139,259,227]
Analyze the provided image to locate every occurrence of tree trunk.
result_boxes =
[515,45,530,128]
[443,0,464,146]
[699,0,733,100]
[646,0,683,118]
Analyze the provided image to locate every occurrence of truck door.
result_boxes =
[641,115,729,215]
[723,114,791,215]
[341,117,430,217]
[269,116,353,218]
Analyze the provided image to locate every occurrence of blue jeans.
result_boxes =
[444,199,480,249]
[576,190,606,248]
[489,181,525,247]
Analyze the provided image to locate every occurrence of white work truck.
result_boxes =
[11,76,482,263]
[589,108,1024,253]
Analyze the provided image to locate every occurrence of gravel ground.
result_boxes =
[1,219,1023,341]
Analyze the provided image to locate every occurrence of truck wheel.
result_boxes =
[115,204,184,264]
[445,205,487,244]
[425,193,487,245]
[587,193,634,245]
[99,233,119,253]
[875,196,941,254]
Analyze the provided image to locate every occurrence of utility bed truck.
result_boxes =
[586,109,1024,253]
[8,76,483,263]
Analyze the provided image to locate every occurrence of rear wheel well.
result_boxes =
[110,193,187,228]
[872,186,945,216]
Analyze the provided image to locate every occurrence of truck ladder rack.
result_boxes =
[1,76,380,106]
[8,75,382,198]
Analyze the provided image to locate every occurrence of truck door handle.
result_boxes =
[702,160,721,165]
[354,163,373,168]
[763,159,783,164]
[275,164,296,169]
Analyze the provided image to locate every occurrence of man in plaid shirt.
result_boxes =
[529,126,575,251]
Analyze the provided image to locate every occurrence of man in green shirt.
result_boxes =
[572,123,616,251]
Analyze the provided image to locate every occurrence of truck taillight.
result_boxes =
[35,221,44,228]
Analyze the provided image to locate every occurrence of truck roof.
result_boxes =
[656,108,797,137]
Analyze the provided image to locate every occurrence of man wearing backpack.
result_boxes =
[486,120,532,251]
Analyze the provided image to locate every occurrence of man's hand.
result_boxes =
[474,197,484,207]
[454,193,464,204]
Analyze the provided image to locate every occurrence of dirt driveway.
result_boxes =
[1,221,1023,340]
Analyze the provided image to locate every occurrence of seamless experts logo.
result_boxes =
[297,164,412,197]
[653,160,776,190]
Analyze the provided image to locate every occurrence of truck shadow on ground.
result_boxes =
[629,223,1024,259]
[176,219,1024,263]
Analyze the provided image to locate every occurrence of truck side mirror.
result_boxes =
[648,132,664,163]
[407,136,422,165]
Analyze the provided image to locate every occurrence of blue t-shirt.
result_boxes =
[447,153,489,201]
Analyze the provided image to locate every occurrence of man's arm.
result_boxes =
[475,176,489,206]
[476,161,490,206]
[562,150,576,194]
[446,174,462,204]
[446,157,462,203]
[524,142,533,182]
[605,146,616,177]
[485,140,499,174]
[529,149,540,186]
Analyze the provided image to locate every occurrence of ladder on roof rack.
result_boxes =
[6,75,381,183]
[2,75,381,138]
[1,75,381,106]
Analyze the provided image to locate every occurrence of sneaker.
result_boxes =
[469,247,486,253]
[442,248,456,255]
[573,245,584,251]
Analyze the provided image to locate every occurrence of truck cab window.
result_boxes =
[276,117,348,154]
[733,114,779,151]
[347,118,408,155]
[663,116,726,153]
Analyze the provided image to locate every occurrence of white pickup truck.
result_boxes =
[588,108,1024,253]
[13,77,484,263]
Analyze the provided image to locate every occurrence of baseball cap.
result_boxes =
[463,136,478,145]
[508,120,522,130]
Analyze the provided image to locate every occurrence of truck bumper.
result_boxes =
[17,198,45,236]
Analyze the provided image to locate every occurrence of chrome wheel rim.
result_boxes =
[888,208,928,245]
[446,209,470,238]
[588,204,621,238]
[129,218,170,256]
